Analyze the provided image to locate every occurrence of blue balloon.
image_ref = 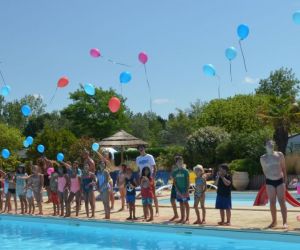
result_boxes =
[57,153,64,162]
[23,140,30,148]
[26,136,34,145]
[84,83,95,96]
[92,142,100,152]
[203,64,216,77]
[21,105,31,117]
[37,144,45,153]
[293,11,300,25]
[1,149,10,159]
[119,72,132,84]
[1,85,11,97]
[225,47,237,61]
[237,24,249,40]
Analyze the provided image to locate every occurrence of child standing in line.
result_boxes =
[0,171,4,211]
[169,160,179,221]
[140,166,154,222]
[81,164,96,218]
[125,167,137,220]
[193,165,207,224]
[172,156,190,224]
[49,168,59,216]
[57,165,69,217]
[215,164,232,226]
[96,161,110,219]
[0,170,17,214]
[66,161,81,217]
[25,178,35,215]
[16,165,28,214]
[116,164,127,211]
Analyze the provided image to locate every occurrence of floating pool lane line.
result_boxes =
[254,185,300,207]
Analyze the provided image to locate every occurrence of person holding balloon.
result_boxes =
[37,157,52,203]
[82,149,96,173]
[81,163,96,218]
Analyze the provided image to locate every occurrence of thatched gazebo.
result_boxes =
[99,130,148,163]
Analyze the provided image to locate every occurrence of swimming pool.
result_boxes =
[0,215,300,249]
[159,191,299,208]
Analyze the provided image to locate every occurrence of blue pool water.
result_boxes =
[159,191,299,208]
[0,216,300,249]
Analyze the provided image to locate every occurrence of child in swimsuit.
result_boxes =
[193,165,207,224]
[16,165,28,214]
[140,166,154,222]
[49,167,59,216]
[66,161,81,217]
[0,171,4,211]
[0,170,17,213]
[117,164,127,211]
[125,167,137,220]
[169,162,179,221]
[81,164,96,217]
[30,165,44,215]
[96,161,110,219]
[215,164,232,226]
[57,165,69,217]
[25,178,35,215]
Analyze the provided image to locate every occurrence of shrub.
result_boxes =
[185,126,230,167]
[229,158,262,177]
[156,145,185,171]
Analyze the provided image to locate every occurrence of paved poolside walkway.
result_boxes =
[6,196,299,234]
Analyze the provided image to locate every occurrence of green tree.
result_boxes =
[61,86,130,139]
[128,112,166,146]
[0,123,23,171]
[195,95,269,134]
[256,68,300,99]
[27,126,77,161]
[185,126,230,168]
[258,97,300,154]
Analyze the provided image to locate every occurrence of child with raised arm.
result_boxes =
[125,167,137,220]
[117,164,127,211]
[49,167,59,216]
[215,164,232,226]
[81,164,96,218]
[57,165,69,217]
[0,170,17,214]
[66,161,81,217]
[28,165,44,215]
[96,161,110,219]
[193,165,207,224]
[140,166,154,222]
[172,156,190,224]
[16,164,28,214]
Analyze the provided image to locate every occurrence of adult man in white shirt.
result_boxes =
[136,145,159,215]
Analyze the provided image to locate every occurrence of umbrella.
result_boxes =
[99,130,148,163]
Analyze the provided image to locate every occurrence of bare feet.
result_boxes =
[133,217,138,220]
[147,218,153,222]
[126,216,132,220]
[202,220,206,224]
[267,222,277,229]
[176,219,184,224]
[193,220,201,225]
[169,215,179,221]
[224,222,231,226]
[283,223,288,229]
[218,221,225,225]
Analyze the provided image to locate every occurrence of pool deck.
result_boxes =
[3,196,300,234]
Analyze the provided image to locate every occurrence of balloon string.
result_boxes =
[143,64,153,112]
[239,40,248,72]
[0,69,7,86]
[101,56,131,67]
[229,61,233,82]
[49,87,58,104]
[216,74,221,99]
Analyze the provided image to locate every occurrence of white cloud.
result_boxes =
[244,76,259,84]
[153,98,173,105]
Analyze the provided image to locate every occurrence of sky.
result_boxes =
[1,0,300,118]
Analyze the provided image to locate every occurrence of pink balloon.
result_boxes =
[90,48,101,58]
[47,167,54,176]
[138,52,148,64]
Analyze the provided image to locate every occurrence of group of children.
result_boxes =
[0,153,232,226]
[170,156,232,226]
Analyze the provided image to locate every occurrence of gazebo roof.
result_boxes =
[99,130,148,147]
